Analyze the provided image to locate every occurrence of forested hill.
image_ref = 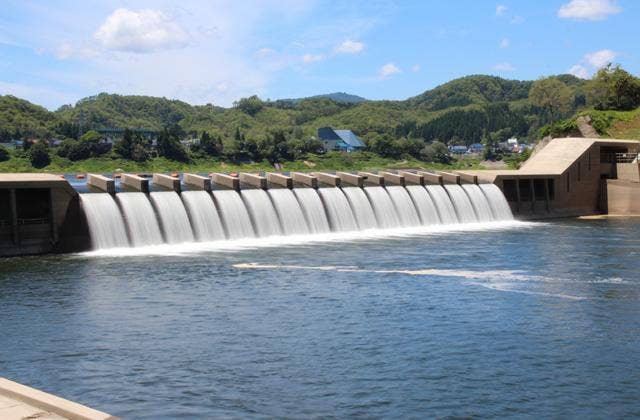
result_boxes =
[0,73,604,147]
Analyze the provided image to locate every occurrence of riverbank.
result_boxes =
[0,151,489,174]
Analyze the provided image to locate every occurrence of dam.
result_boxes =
[1,136,639,256]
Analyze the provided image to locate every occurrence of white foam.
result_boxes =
[79,220,535,257]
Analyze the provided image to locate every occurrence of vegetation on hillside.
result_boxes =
[0,66,638,172]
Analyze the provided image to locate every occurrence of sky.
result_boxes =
[0,0,638,110]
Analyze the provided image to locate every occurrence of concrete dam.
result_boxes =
[78,174,513,251]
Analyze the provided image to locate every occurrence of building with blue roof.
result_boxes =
[317,127,366,152]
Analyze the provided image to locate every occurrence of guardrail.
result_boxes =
[17,218,49,225]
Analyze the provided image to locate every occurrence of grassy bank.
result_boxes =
[0,151,484,174]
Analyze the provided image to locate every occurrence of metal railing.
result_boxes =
[615,153,639,163]
[17,218,49,225]
[601,152,640,163]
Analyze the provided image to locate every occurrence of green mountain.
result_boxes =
[0,74,592,146]
[278,92,367,104]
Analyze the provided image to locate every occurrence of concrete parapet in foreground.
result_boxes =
[183,173,212,191]
[398,171,424,186]
[239,173,267,189]
[121,174,149,193]
[417,171,443,185]
[0,377,117,420]
[153,173,180,192]
[438,171,461,185]
[86,174,115,194]
[358,172,384,186]
[336,172,364,187]
[312,172,341,187]
[291,172,318,188]
[379,171,405,186]
[266,173,293,189]
[211,173,240,191]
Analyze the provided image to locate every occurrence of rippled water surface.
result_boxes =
[1,219,640,418]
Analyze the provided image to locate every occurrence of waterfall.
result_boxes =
[241,189,283,237]
[385,186,421,227]
[461,185,495,222]
[211,190,255,239]
[293,188,331,234]
[364,186,401,228]
[149,192,195,244]
[425,185,458,224]
[268,189,310,235]
[80,180,517,250]
[181,191,226,241]
[80,194,129,249]
[405,186,441,225]
[317,188,358,232]
[444,185,478,223]
[117,192,164,246]
[479,184,514,221]
[341,187,378,230]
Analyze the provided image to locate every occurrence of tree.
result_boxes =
[529,77,573,121]
[114,128,134,159]
[0,145,9,162]
[198,131,223,157]
[29,141,50,168]
[234,95,264,116]
[157,127,189,162]
[420,141,450,163]
[587,64,640,111]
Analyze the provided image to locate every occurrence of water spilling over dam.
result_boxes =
[79,183,514,250]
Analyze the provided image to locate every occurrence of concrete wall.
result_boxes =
[606,180,640,215]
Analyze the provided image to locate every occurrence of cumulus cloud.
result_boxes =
[492,62,515,72]
[379,62,401,78]
[584,49,616,68]
[568,64,589,79]
[302,53,324,63]
[558,0,621,20]
[500,38,510,48]
[94,8,189,53]
[496,5,507,16]
[568,49,617,79]
[335,39,365,54]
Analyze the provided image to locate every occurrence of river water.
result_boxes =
[1,219,639,418]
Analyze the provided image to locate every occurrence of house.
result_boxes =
[317,127,365,152]
[448,145,468,154]
[468,143,485,153]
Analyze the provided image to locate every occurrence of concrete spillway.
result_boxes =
[79,183,515,250]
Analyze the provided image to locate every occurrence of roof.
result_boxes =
[0,173,76,195]
[333,130,366,148]
[456,137,640,181]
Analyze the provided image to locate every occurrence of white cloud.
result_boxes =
[496,5,507,16]
[567,49,617,79]
[500,38,510,48]
[55,42,74,59]
[492,62,515,72]
[255,48,276,59]
[568,64,589,79]
[558,0,621,20]
[411,64,421,72]
[302,53,324,63]
[585,49,616,68]
[335,39,365,54]
[379,62,401,78]
[94,8,189,53]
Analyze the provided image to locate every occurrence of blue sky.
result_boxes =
[0,0,637,109]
